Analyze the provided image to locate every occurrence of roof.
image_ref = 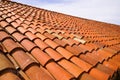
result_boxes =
[0,0,120,80]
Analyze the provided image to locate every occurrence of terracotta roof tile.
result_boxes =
[45,47,64,61]
[54,38,68,47]
[17,27,28,34]
[89,68,110,80]
[36,28,47,34]
[1,14,8,19]
[6,17,13,23]
[11,15,17,20]
[46,62,75,80]
[72,45,88,53]
[56,47,74,59]
[31,48,52,66]
[12,50,36,70]
[34,38,49,50]
[79,54,98,66]
[35,32,48,41]
[103,61,118,71]
[89,51,105,63]
[12,32,27,42]
[0,47,21,79]
[5,26,17,34]
[66,46,82,56]
[0,72,21,80]
[2,38,22,53]
[71,56,92,72]
[45,39,60,49]
[79,73,97,80]
[25,65,54,80]
[0,51,14,71]
[6,54,20,69]
[16,18,22,25]
[97,49,113,60]
[108,58,120,67]
[0,30,10,41]
[19,70,30,80]
[79,44,94,52]
[25,31,38,41]
[96,64,115,77]
[52,33,64,39]
[0,21,8,27]
[27,28,38,34]
[0,0,120,80]
[62,38,76,46]
[11,21,19,28]
[58,59,84,78]
[44,32,57,40]
[112,54,120,62]
[21,39,37,52]
[40,66,56,80]
[21,23,30,29]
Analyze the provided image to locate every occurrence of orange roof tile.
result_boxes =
[0,0,120,80]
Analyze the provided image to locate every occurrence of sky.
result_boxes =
[12,0,120,25]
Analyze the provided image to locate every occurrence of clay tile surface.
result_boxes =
[31,48,52,66]
[12,50,35,70]
[34,38,49,50]
[79,73,96,80]
[45,39,60,49]
[12,32,27,42]
[66,46,82,56]
[2,38,22,53]
[0,72,21,80]
[0,20,8,28]
[79,54,98,66]
[89,68,110,80]
[71,56,92,72]
[54,38,68,47]
[58,59,84,78]
[0,51,14,71]
[56,47,74,59]
[21,39,37,52]
[0,31,10,41]
[45,47,63,61]
[46,62,75,80]
[96,64,114,76]
[25,31,37,40]
[6,17,13,23]
[0,0,120,80]
[35,32,48,41]
[11,21,19,28]
[44,32,57,40]
[5,26,17,34]
[25,65,54,80]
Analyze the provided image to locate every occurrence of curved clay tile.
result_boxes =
[0,0,120,80]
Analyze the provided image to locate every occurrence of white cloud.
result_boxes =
[12,0,120,25]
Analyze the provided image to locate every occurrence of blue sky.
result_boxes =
[12,0,120,25]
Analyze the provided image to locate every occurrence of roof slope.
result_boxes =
[0,0,120,80]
